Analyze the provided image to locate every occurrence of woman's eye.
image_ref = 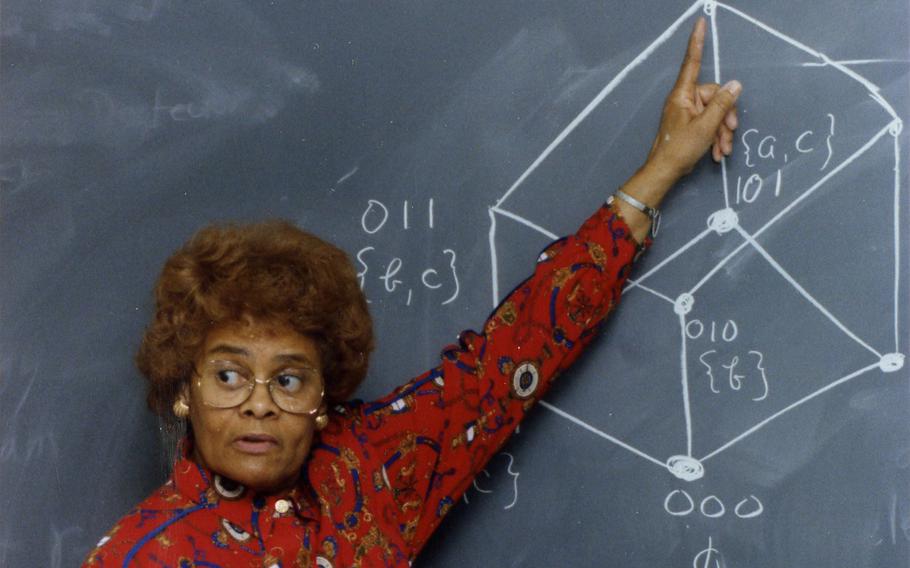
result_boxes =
[275,374,303,392]
[216,370,243,387]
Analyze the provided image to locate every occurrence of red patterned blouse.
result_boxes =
[83,203,648,567]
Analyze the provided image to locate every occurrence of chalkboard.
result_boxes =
[2,1,908,566]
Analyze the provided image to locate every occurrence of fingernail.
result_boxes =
[723,80,742,96]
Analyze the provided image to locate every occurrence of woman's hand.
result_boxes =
[615,17,742,244]
[646,17,742,180]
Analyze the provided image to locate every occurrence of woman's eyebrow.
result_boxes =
[273,353,316,366]
[208,344,250,357]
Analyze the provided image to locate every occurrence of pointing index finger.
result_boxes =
[674,17,706,91]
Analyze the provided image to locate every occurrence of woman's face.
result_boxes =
[186,318,324,494]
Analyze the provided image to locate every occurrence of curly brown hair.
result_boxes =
[137,220,374,417]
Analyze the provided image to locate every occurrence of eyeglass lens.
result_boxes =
[195,361,323,414]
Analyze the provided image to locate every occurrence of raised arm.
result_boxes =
[320,17,742,561]
[617,17,741,243]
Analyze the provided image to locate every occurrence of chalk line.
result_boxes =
[709,1,721,85]
[700,361,881,461]
[802,58,910,68]
[624,279,677,305]
[485,207,557,306]
[488,208,500,305]
[679,313,694,457]
[624,226,714,292]
[894,133,902,353]
[688,237,751,296]
[735,224,883,358]
[709,2,731,209]
[491,206,559,240]
[715,2,823,59]
[680,125,888,299]
[335,166,359,185]
[494,0,705,209]
[752,122,894,241]
[716,2,898,121]
[539,400,669,470]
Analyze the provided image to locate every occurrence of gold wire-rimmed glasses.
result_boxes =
[193,359,325,415]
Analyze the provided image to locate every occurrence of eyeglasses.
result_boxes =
[193,360,324,415]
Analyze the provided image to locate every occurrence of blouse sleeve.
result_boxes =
[349,202,649,556]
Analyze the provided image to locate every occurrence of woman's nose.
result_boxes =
[240,378,280,417]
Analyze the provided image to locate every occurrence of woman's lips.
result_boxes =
[232,434,278,455]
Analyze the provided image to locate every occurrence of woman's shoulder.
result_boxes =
[82,479,196,566]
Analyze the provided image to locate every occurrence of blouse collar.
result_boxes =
[171,437,320,530]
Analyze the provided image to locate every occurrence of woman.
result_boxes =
[85,18,740,567]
